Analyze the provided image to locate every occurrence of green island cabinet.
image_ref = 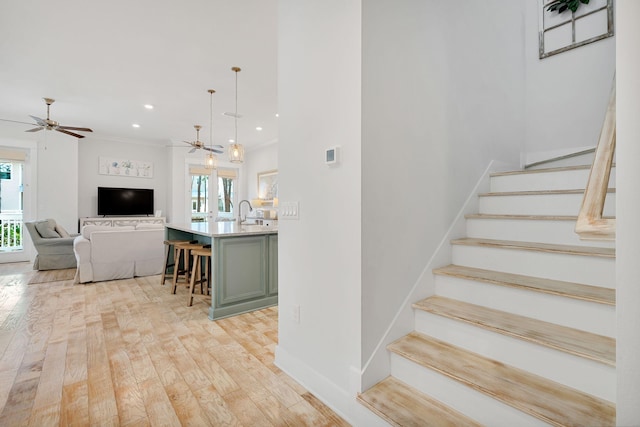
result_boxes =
[209,234,278,320]
[165,223,278,320]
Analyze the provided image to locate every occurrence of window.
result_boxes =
[189,166,211,222]
[217,168,237,219]
[538,0,613,59]
[188,167,238,222]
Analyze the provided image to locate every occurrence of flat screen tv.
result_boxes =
[97,187,154,216]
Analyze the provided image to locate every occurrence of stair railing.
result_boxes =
[575,77,616,240]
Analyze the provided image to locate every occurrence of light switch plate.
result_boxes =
[280,201,299,220]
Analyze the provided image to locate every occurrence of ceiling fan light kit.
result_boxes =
[182,122,223,156]
[229,66,245,164]
[15,97,94,139]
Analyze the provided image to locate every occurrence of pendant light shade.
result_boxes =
[228,143,244,163]
[205,152,217,170]
[229,66,245,164]
[205,89,217,170]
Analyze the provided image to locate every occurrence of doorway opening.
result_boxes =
[0,159,25,258]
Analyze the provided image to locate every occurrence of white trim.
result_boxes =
[522,145,595,167]
[0,140,37,263]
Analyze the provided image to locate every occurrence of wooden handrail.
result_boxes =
[575,77,616,240]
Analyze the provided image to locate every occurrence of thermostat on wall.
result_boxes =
[325,146,340,165]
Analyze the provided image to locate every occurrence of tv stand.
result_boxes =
[79,216,165,231]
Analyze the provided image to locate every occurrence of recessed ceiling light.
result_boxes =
[275,113,279,118]
[256,127,263,131]
[132,123,141,128]
[228,139,235,143]
[144,104,154,110]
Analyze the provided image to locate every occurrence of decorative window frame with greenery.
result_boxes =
[538,0,614,59]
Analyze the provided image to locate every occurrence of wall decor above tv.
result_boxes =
[97,187,154,216]
[99,156,153,178]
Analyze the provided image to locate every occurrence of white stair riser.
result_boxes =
[478,193,615,217]
[466,218,615,248]
[390,354,548,427]
[490,168,616,192]
[434,275,615,337]
[451,245,615,288]
[412,312,616,402]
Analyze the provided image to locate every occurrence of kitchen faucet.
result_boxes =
[238,199,253,224]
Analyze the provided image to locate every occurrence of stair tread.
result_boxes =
[490,164,607,176]
[479,188,615,197]
[466,213,578,221]
[466,213,616,221]
[357,377,482,427]
[433,264,615,305]
[524,148,596,169]
[389,332,615,427]
[413,296,615,365]
[451,237,615,258]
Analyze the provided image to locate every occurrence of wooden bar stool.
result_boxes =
[160,239,190,285]
[171,241,204,294]
[188,247,212,307]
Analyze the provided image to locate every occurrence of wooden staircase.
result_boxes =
[358,163,617,426]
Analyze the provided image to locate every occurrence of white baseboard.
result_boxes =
[274,345,390,427]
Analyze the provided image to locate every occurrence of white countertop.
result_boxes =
[166,221,278,237]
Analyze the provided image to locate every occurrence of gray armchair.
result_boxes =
[24,219,79,270]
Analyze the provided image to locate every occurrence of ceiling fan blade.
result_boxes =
[56,128,85,138]
[29,115,47,127]
[25,127,44,133]
[203,147,224,154]
[58,125,93,132]
[188,147,196,153]
[0,118,36,126]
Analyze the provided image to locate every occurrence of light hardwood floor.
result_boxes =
[0,263,350,426]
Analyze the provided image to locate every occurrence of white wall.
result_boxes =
[276,0,365,422]
[243,143,278,201]
[361,0,524,387]
[37,132,78,234]
[78,137,168,225]
[523,0,615,163]
[616,1,640,423]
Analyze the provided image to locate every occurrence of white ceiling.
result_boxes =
[0,0,278,152]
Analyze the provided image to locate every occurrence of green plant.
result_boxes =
[546,0,590,13]
[1,222,21,247]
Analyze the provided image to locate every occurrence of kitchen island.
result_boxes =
[166,222,278,320]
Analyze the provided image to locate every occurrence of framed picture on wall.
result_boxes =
[99,157,153,178]
[258,169,278,202]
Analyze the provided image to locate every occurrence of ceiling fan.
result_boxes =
[182,125,223,154]
[9,97,94,139]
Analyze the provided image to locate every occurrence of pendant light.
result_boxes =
[205,89,217,170]
[228,66,245,163]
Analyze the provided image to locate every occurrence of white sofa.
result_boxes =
[73,223,164,283]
